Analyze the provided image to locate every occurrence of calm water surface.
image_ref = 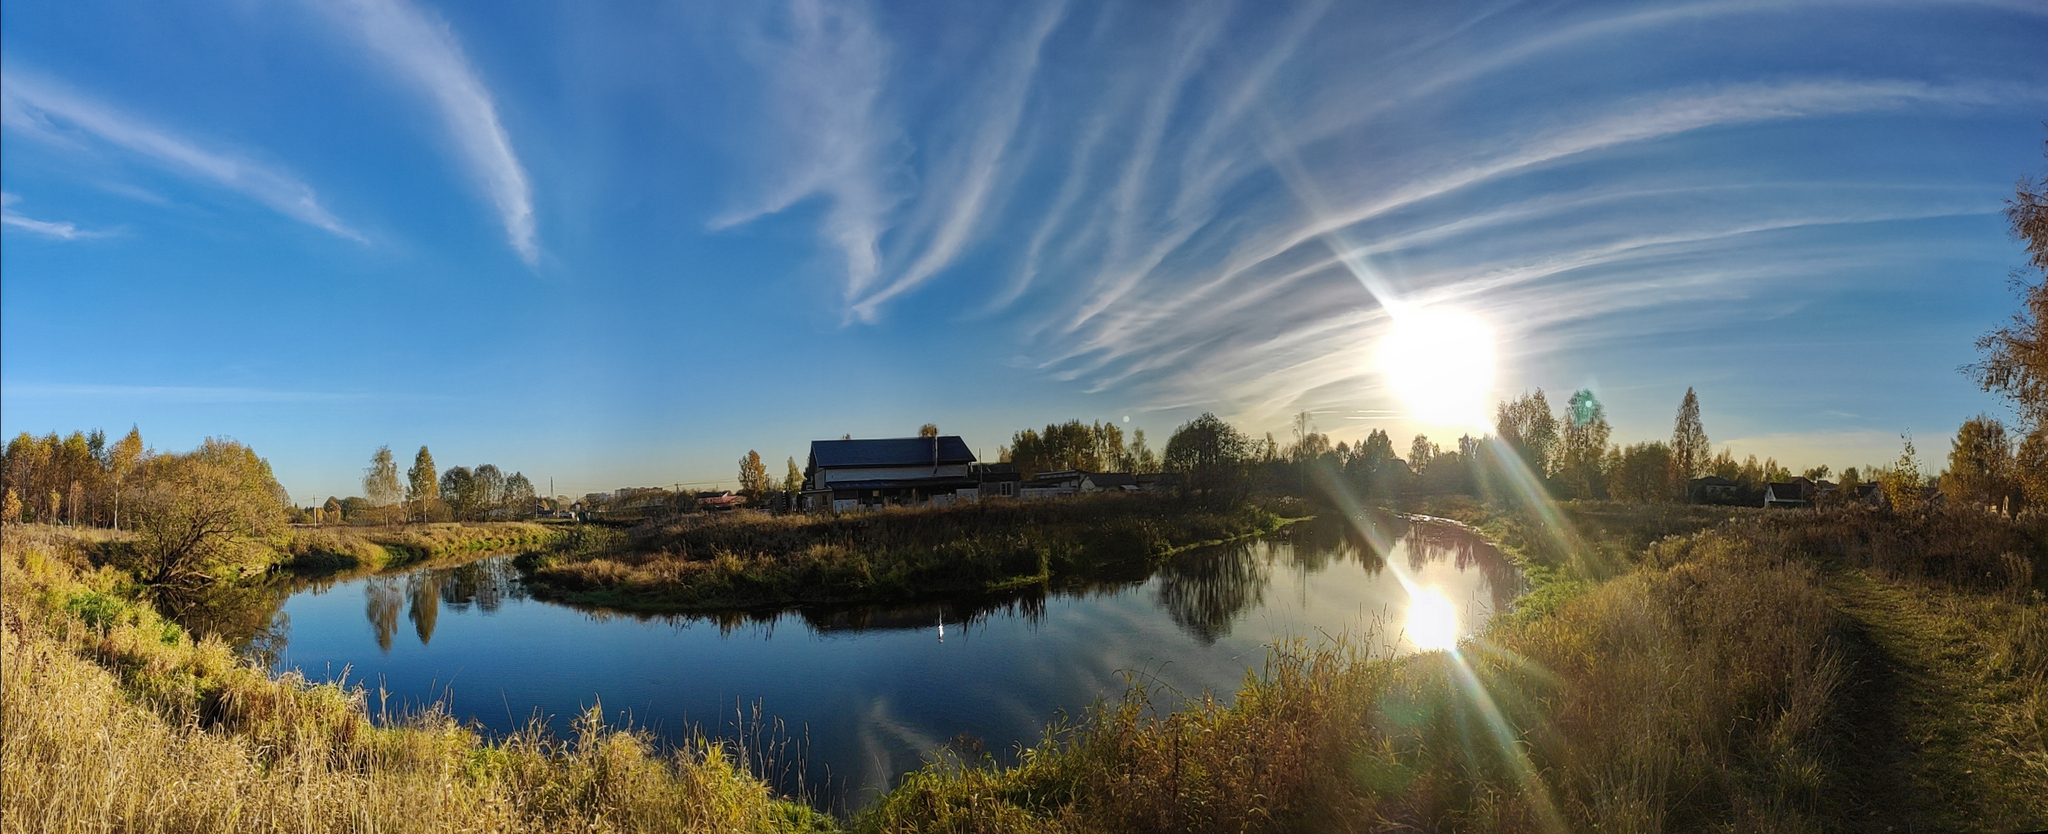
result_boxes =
[217,514,1519,811]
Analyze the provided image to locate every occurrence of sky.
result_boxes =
[2,0,2044,503]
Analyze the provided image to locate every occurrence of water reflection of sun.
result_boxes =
[1404,586,1460,652]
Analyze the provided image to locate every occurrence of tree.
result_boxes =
[1607,442,1675,503]
[124,438,287,591]
[407,446,439,522]
[786,457,805,494]
[364,446,402,523]
[440,466,477,520]
[1163,413,1254,506]
[1940,416,2014,512]
[322,496,344,526]
[1127,429,1159,474]
[107,427,144,530]
[1494,391,1559,479]
[474,464,507,515]
[1880,432,1925,512]
[2016,427,2048,511]
[1967,137,2048,430]
[918,423,940,438]
[2,489,19,526]
[1559,389,1612,498]
[737,450,770,497]
[502,472,537,516]
[1008,420,1111,477]
[1671,388,1710,491]
[1409,435,1436,478]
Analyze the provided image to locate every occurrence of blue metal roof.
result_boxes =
[809,436,976,469]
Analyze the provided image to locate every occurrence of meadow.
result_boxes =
[851,504,2048,833]
[5,503,2043,833]
[0,523,833,834]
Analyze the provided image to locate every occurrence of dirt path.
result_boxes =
[1828,569,2046,833]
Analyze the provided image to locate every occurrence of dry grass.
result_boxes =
[852,505,2046,833]
[521,495,1287,612]
[277,522,563,573]
[0,524,833,834]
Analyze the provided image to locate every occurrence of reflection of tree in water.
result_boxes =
[1280,512,1403,576]
[161,581,292,669]
[438,558,525,613]
[1403,523,1526,616]
[365,577,403,652]
[1154,543,1269,645]
[407,572,440,645]
[396,557,532,646]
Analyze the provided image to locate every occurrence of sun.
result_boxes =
[1404,586,1461,652]
[1375,307,1496,430]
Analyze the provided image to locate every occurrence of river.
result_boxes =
[207,513,1521,812]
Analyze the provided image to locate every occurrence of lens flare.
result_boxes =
[1404,586,1460,652]
[1375,308,1496,430]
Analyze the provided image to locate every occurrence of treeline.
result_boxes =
[325,445,539,525]
[1000,419,1160,475]
[1187,385,2043,513]
[2,429,291,591]
[2,428,153,527]
[2,428,288,531]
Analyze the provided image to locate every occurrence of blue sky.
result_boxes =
[3,0,2043,502]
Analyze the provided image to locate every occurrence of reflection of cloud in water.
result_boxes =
[853,696,943,801]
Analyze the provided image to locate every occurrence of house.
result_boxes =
[973,462,1022,499]
[1135,472,1180,492]
[1763,481,1809,509]
[1081,472,1138,492]
[698,491,746,511]
[1018,470,1084,499]
[800,436,979,512]
[1687,476,1739,505]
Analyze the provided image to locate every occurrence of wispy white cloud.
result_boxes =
[0,192,107,240]
[0,73,362,240]
[713,0,902,305]
[710,0,2039,435]
[322,0,538,264]
[848,0,1069,322]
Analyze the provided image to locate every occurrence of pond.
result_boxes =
[210,513,1522,812]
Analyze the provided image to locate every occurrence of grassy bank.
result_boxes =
[519,495,1293,612]
[0,523,834,834]
[275,521,565,573]
[852,504,2048,833]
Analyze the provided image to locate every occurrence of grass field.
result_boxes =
[0,523,832,834]
[6,502,2042,832]
[851,504,2048,833]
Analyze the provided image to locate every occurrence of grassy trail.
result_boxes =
[1830,569,2047,832]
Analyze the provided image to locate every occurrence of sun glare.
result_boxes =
[1375,308,1496,430]
[1405,586,1461,652]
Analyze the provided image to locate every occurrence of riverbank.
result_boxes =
[853,503,2048,833]
[276,521,566,573]
[517,494,1298,612]
[0,523,833,834]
